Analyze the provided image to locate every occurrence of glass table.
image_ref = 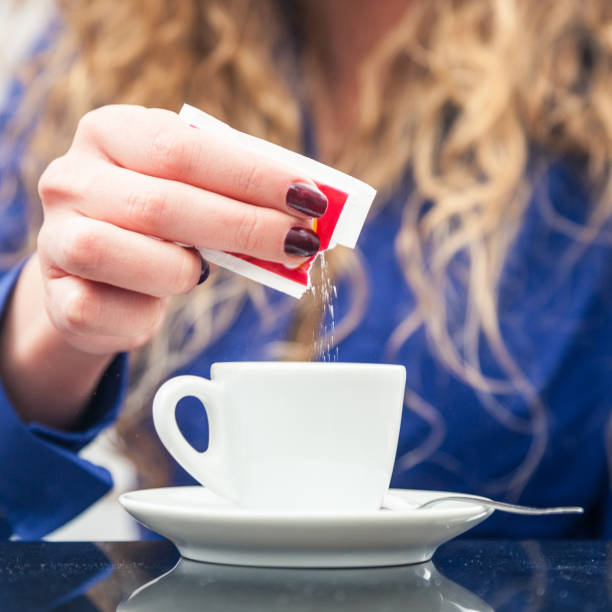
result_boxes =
[1,539,611,611]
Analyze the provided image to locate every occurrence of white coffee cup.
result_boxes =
[152,362,406,511]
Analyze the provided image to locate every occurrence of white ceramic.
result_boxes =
[118,556,494,611]
[152,362,406,511]
[118,487,493,568]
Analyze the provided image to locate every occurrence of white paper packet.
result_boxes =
[178,103,376,298]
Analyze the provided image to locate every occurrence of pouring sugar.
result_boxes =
[178,103,376,298]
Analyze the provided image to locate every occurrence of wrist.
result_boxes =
[0,255,116,429]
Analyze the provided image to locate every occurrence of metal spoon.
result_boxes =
[383,493,584,516]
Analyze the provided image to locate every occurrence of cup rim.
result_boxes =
[211,361,406,373]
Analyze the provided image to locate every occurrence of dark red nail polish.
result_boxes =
[284,227,320,257]
[286,182,328,218]
[197,257,210,285]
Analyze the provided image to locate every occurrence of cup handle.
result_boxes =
[152,375,235,502]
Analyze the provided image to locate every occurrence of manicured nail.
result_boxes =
[286,182,328,218]
[197,256,210,285]
[284,227,320,257]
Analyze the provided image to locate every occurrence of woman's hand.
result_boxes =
[0,105,326,428]
[36,105,326,355]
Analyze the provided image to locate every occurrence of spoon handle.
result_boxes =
[417,496,584,515]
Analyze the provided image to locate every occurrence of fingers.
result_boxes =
[50,162,320,265]
[38,215,204,297]
[43,274,166,340]
[74,106,328,219]
[39,105,324,267]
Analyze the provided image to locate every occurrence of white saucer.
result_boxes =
[119,487,492,568]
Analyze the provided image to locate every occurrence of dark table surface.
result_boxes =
[1,539,611,611]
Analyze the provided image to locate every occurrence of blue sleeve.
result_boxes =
[0,260,129,539]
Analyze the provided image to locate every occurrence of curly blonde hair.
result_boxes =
[5,0,612,494]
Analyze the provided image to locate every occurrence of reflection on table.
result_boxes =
[1,540,612,611]
[118,556,492,611]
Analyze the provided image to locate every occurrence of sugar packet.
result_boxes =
[178,104,376,298]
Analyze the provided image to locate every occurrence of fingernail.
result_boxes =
[284,227,320,257]
[197,256,210,285]
[286,182,328,218]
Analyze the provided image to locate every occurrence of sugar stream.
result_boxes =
[312,253,339,362]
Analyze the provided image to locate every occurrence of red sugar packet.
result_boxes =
[179,104,376,298]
